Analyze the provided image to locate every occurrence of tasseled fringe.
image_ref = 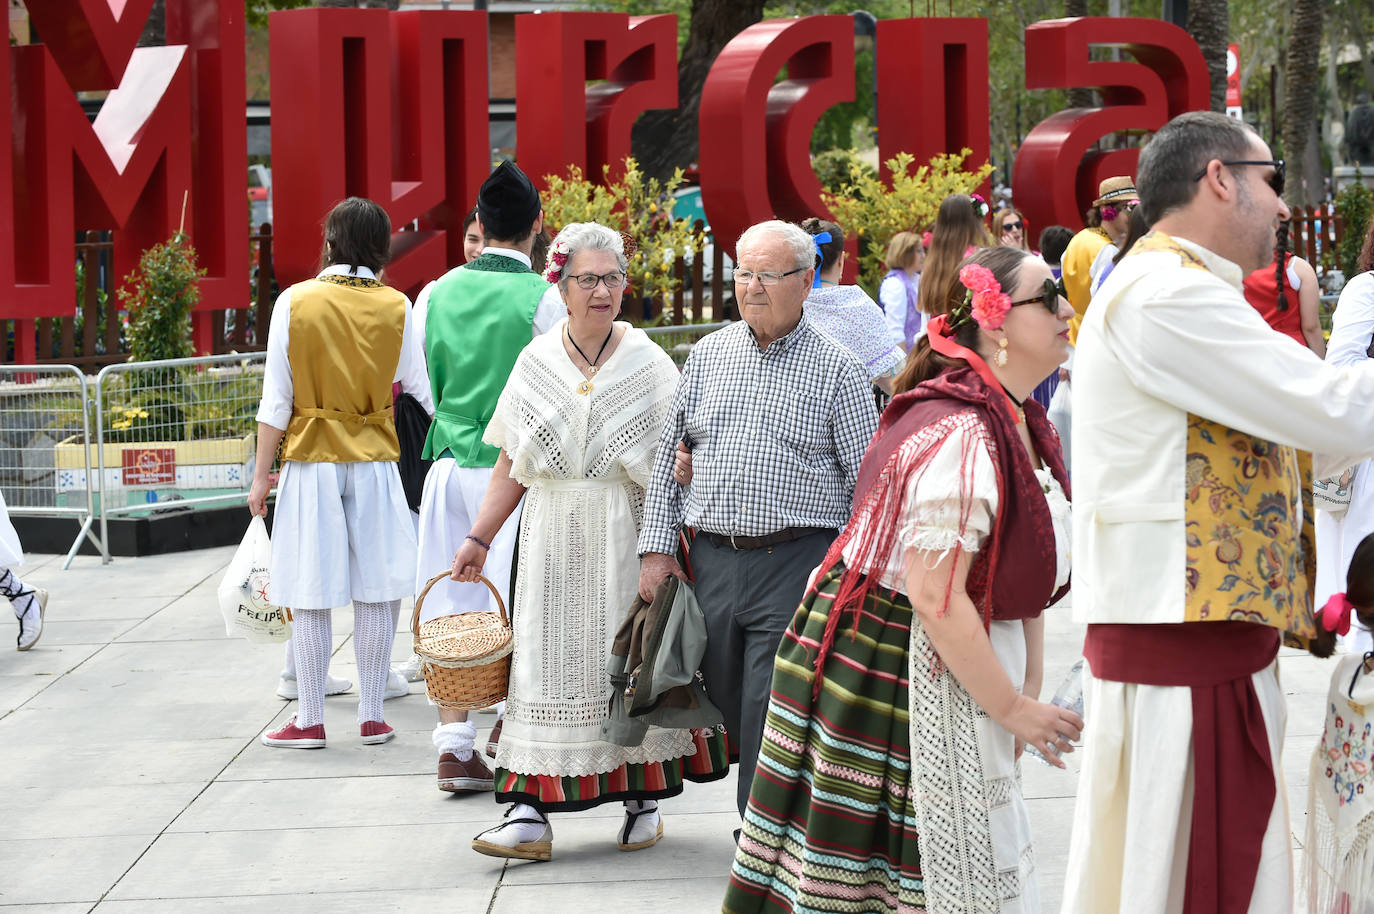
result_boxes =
[1306,761,1374,913]
[809,414,1001,702]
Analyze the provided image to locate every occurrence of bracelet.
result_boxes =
[465,534,491,550]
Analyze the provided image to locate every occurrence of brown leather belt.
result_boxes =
[697,526,834,551]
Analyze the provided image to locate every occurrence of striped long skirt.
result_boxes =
[723,567,924,913]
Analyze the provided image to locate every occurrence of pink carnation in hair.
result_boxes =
[542,242,571,283]
[959,263,997,294]
[970,288,1012,330]
[921,231,933,249]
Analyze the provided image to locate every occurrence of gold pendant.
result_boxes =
[577,380,594,395]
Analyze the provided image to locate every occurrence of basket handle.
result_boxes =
[411,570,510,639]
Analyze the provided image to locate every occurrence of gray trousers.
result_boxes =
[691,530,835,817]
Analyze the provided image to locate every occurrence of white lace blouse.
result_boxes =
[841,409,1071,595]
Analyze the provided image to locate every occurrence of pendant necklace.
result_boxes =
[568,325,615,395]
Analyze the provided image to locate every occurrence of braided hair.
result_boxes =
[1274,221,1290,312]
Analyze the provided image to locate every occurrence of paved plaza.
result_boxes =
[1,544,1333,911]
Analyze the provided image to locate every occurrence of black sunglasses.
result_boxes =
[1008,277,1066,314]
[1002,220,1024,231]
[1191,159,1285,197]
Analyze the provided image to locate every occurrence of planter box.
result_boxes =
[53,434,254,496]
[13,503,272,557]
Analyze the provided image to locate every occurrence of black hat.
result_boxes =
[477,161,541,240]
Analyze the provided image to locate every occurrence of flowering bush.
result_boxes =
[540,157,705,323]
[120,231,203,364]
[823,149,993,299]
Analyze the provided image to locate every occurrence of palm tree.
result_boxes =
[1187,0,1229,113]
[1064,0,1091,110]
[1282,0,1324,207]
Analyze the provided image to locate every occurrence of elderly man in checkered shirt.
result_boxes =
[637,219,879,818]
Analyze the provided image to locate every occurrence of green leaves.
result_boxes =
[118,231,205,365]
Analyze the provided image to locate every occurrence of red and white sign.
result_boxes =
[1226,43,1241,107]
[121,448,176,486]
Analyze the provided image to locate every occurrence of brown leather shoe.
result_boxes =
[485,719,503,759]
[438,752,495,793]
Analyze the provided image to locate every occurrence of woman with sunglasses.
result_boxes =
[993,208,1032,253]
[450,222,728,862]
[725,246,1078,914]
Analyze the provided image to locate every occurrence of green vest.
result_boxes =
[423,253,548,466]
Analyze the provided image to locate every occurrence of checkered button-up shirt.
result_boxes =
[637,314,879,556]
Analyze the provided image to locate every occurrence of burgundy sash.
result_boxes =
[1084,621,1280,914]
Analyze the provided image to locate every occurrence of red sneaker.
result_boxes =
[360,720,394,745]
[262,716,326,749]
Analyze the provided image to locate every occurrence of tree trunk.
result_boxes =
[1282,0,1324,207]
[1064,0,1092,109]
[1187,0,1229,113]
[630,0,766,181]
[138,0,166,47]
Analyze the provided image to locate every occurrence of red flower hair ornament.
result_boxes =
[957,263,1012,330]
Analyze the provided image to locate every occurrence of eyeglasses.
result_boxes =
[731,267,807,286]
[566,272,627,290]
[1191,159,1285,197]
[1002,221,1024,232]
[1007,278,1067,314]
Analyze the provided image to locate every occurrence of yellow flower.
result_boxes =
[112,419,131,430]
[136,410,149,418]
[124,409,138,418]
[648,202,658,214]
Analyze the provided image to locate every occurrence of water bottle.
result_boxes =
[1025,659,1085,767]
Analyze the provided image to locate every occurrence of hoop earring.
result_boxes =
[994,338,1009,367]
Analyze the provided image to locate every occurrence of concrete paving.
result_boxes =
[0,545,1334,911]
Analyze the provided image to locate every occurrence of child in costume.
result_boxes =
[1308,532,1374,913]
[1,490,46,650]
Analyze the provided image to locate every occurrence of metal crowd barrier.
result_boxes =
[92,353,268,564]
[643,320,733,366]
[0,365,101,568]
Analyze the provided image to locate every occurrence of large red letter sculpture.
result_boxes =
[8,0,247,359]
[270,9,489,296]
[1012,17,1210,232]
[698,17,855,258]
[515,13,677,188]
[875,17,990,194]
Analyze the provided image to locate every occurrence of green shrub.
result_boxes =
[1336,177,1372,279]
[120,232,203,364]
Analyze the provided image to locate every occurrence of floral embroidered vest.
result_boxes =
[1130,232,1318,645]
[282,274,405,463]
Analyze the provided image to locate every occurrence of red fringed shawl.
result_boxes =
[810,362,1070,694]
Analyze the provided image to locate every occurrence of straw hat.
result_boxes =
[1092,176,1138,207]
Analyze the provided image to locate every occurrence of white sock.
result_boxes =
[495,699,505,722]
[353,599,398,724]
[432,721,477,760]
[501,803,548,842]
[0,568,36,618]
[282,637,297,678]
[291,608,332,728]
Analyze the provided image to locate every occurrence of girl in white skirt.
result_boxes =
[1,489,47,651]
[248,197,432,748]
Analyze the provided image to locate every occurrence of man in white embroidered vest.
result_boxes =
[637,219,879,819]
[1063,111,1374,913]
[413,161,566,793]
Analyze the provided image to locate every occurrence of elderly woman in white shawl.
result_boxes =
[449,222,729,862]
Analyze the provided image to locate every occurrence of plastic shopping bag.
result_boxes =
[217,516,291,643]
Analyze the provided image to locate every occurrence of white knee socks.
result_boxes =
[432,721,477,760]
[291,608,333,728]
[354,599,398,724]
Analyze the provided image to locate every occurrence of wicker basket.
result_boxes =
[411,571,512,711]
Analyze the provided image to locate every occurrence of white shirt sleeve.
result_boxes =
[1104,264,1374,474]
[533,283,568,337]
[898,415,1000,559]
[255,287,294,431]
[1327,272,1374,369]
[880,275,907,348]
[395,293,433,414]
[412,281,435,359]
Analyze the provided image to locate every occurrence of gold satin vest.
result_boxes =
[281,274,405,463]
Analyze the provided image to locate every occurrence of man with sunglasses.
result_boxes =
[1063,111,1374,914]
[637,219,878,820]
